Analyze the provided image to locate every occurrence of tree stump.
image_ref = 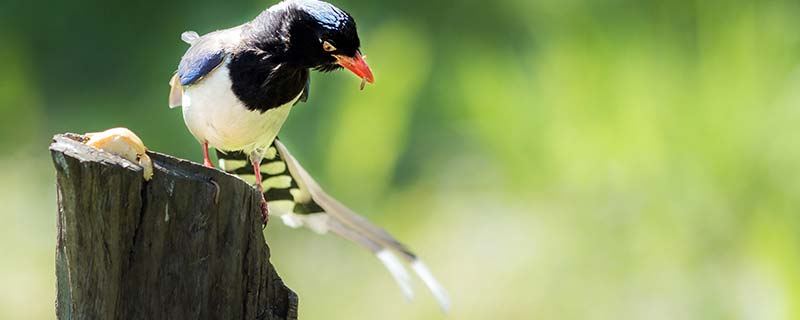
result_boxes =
[50,134,298,320]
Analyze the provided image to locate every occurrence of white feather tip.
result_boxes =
[181,31,200,44]
[376,249,414,301]
[411,260,451,313]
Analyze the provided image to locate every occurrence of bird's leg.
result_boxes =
[202,141,214,168]
[252,159,269,225]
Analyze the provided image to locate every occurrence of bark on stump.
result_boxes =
[50,134,298,320]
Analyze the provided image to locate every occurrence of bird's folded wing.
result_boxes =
[177,39,226,87]
[168,30,232,108]
[216,140,450,312]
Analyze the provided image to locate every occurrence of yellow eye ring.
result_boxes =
[322,41,337,52]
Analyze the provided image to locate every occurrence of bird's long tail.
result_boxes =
[216,139,450,312]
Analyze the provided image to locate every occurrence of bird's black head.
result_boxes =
[252,0,374,86]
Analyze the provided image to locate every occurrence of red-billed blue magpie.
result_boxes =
[168,0,449,312]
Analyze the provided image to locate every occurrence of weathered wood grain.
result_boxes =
[50,134,297,320]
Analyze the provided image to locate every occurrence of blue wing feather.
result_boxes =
[176,27,244,86]
[178,50,225,86]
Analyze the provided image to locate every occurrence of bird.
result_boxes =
[167,0,450,312]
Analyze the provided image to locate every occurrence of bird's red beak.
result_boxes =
[335,51,374,89]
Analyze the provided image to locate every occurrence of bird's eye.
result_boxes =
[322,41,337,52]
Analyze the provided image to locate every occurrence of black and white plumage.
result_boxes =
[168,0,448,312]
[218,140,450,312]
[168,0,373,160]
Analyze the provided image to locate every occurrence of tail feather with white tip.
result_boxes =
[216,139,450,312]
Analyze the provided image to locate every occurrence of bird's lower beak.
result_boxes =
[335,52,375,88]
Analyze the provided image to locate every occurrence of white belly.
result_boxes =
[181,64,299,155]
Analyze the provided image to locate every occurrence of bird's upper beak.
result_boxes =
[335,51,374,88]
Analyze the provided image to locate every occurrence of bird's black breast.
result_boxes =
[228,50,309,113]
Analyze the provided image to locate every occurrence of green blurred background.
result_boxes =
[2,0,800,318]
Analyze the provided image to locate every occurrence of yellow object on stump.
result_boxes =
[84,127,153,181]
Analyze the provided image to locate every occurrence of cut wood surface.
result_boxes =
[50,134,297,320]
